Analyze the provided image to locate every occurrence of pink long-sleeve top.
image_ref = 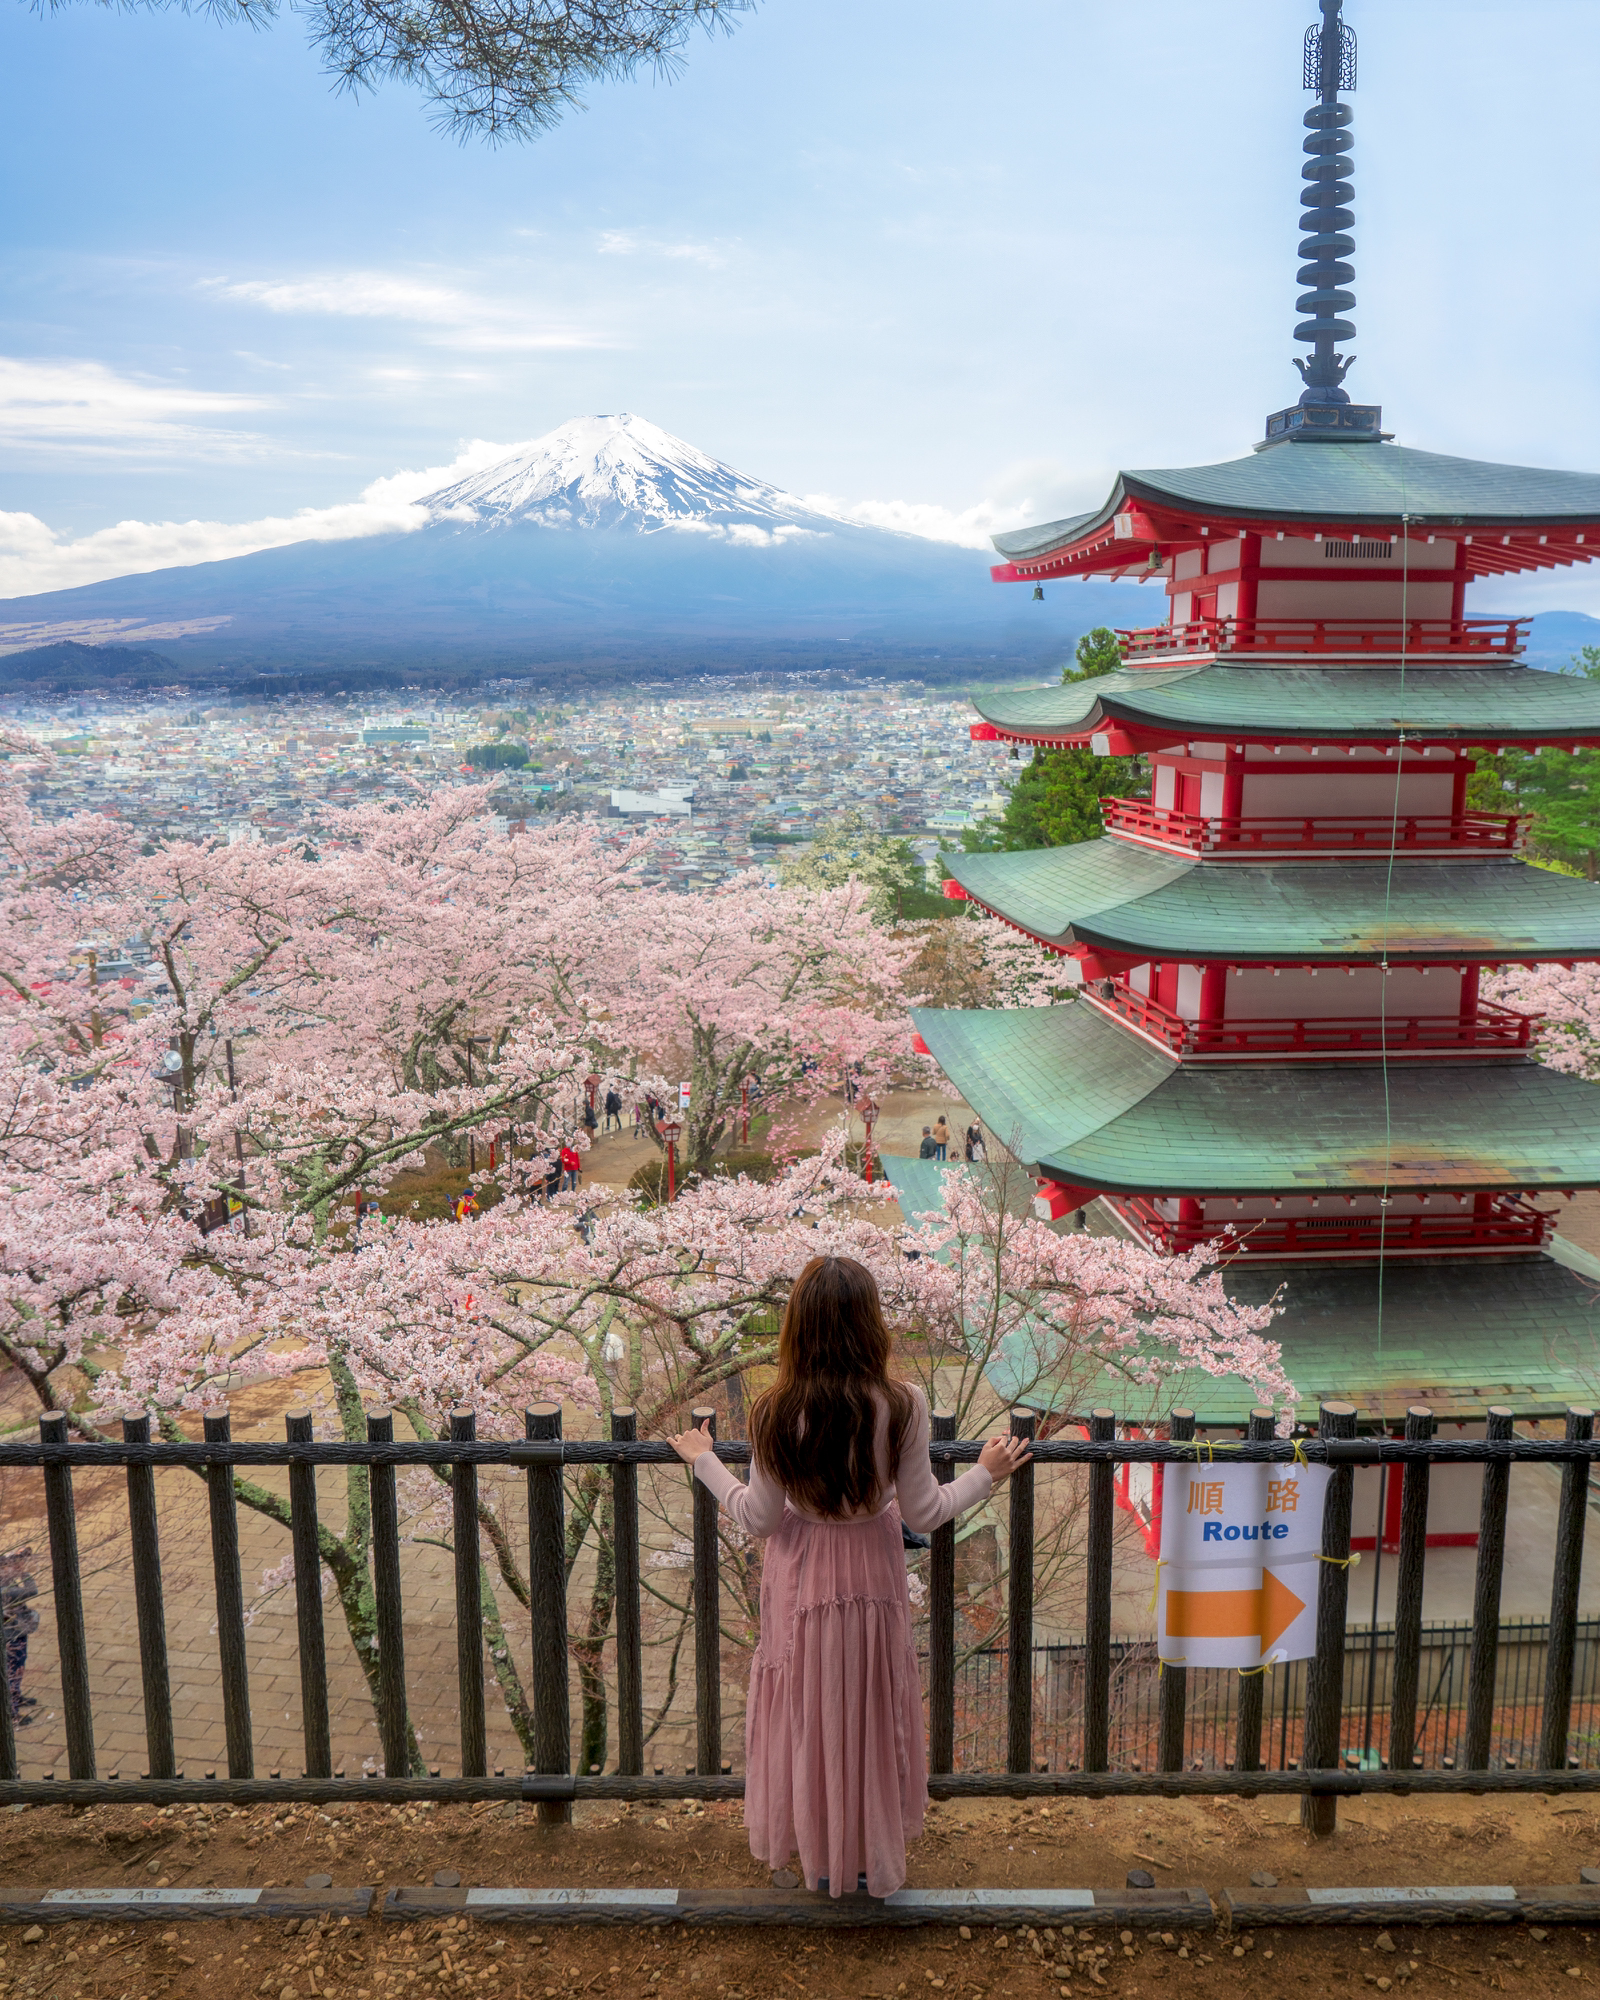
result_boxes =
[692,1383,992,1539]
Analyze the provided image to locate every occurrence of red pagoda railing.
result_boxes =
[1113,1193,1557,1260]
[1090,984,1542,1058]
[1101,796,1525,855]
[1115,616,1530,662]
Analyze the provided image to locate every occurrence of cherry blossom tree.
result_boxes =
[592,874,921,1176]
[0,752,1291,1775]
[1483,962,1600,1081]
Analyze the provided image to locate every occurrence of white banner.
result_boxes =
[1156,1460,1330,1669]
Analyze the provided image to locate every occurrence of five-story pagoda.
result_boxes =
[916,0,1600,1421]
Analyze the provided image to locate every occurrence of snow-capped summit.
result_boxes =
[421,413,840,537]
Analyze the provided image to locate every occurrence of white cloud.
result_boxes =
[0,356,266,455]
[213,273,473,323]
[801,459,1112,550]
[205,270,611,353]
[0,437,523,600]
[597,231,729,270]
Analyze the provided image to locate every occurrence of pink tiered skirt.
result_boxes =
[743,1503,926,1899]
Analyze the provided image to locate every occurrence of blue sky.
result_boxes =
[4,0,1600,605]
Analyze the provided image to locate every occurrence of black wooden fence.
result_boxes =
[952,1617,1600,1777]
[1,1396,1598,1834]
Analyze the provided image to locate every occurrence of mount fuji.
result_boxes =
[0,414,1156,687]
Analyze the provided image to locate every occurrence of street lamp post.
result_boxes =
[860,1096,879,1185]
[660,1118,682,1204]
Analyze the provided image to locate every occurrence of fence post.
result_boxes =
[611,1408,643,1777]
[122,1412,175,1781]
[366,1409,411,1779]
[286,1410,331,1780]
[1083,1408,1115,1774]
[691,1406,722,1776]
[1233,1408,1276,1780]
[1006,1408,1037,1774]
[1464,1405,1515,1771]
[203,1408,253,1779]
[40,1412,95,1779]
[1540,1405,1594,1772]
[1159,1408,1196,1774]
[1388,1405,1434,1776]
[526,1403,570,1826]
[1300,1400,1356,1836]
[929,1409,957,1776]
[451,1408,487,1779]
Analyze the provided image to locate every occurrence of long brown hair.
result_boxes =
[748,1255,915,1518]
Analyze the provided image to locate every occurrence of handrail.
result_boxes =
[1116,1192,1554,1258]
[10,1428,1600,1465]
[1102,796,1525,854]
[1092,985,1541,1056]
[1116,616,1531,661]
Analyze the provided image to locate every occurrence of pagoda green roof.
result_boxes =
[985,1246,1600,1424]
[911,1001,1600,1194]
[992,440,1600,562]
[948,844,1600,964]
[972,665,1600,745]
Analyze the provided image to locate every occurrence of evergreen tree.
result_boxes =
[49,0,755,143]
[1469,647,1600,880]
[960,627,1147,853]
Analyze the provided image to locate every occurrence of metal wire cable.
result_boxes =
[1374,501,1412,1446]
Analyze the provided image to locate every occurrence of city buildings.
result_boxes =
[1,685,1012,886]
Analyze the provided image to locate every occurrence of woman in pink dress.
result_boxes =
[668,1254,1031,1899]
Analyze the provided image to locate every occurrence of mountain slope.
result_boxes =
[0,415,1160,675]
[422,412,836,534]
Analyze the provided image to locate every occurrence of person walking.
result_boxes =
[917,1125,937,1161]
[931,1114,951,1162]
[559,1139,582,1192]
[669,1255,1029,1899]
[604,1087,623,1135]
[964,1122,985,1163]
[632,1099,644,1139]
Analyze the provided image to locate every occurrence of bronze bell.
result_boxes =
[1031,585,1044,601]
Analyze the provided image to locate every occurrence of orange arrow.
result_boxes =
[1164,1570,1306,1649]
[1260,1569,1306,1651]
[1165,1586,1259,1640]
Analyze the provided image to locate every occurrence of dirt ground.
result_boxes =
[4,1795,1600,2000]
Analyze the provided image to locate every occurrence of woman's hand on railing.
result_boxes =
[978,1434,1034,1484]
[667,1420,717,1466]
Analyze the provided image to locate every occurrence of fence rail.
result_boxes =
[1,1398,1597,1837]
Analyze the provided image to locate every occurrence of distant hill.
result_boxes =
[0,640,188,689]
[1515,610,1600,672]
[0,415,1159,691]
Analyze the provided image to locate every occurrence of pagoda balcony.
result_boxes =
[1100,795,1525,858]
[1115,616,1530,664]
[1087,984,1542,1061]
[1114,1193,1557,1261]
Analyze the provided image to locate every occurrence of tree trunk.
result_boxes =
[573,1487,617,1776]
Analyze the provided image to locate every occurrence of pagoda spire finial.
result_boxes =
[1262,0,1382,444]
[1294,0,1357,401]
